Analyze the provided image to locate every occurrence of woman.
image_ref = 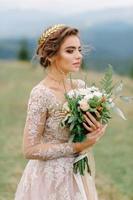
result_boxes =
[15,24,107,200]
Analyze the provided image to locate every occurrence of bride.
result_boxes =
[15,24,107,200]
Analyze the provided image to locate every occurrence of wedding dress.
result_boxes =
[15,79,98,200]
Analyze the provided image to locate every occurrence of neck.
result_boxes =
[46,65,69,83]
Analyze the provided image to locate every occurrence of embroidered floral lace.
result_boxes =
[15,79,98,200]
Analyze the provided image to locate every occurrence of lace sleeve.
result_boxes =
[23,85,76,161]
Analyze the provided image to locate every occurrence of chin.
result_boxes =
[73,67,80,72]
[68,67,80,73]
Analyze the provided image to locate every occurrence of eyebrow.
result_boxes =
[65,46,81,50]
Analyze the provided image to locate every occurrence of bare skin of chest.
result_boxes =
[42,79,76,102]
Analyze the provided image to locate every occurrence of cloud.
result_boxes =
[0,0,133,13]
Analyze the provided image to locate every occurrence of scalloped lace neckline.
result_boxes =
[38,79,76,105]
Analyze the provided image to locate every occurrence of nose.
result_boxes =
[75,50,83,60]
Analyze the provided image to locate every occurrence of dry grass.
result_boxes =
[0,60,133,200]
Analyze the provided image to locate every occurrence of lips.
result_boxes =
[73,62,80,65]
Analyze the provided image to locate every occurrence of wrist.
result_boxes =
[73,142,82,153]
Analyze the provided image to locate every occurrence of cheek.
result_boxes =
[59,53,73,64]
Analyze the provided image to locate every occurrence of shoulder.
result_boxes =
[26,83,52,113]
[29,83,45,98]
[28,82,50,107]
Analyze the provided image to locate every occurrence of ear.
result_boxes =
[48,56,56,64]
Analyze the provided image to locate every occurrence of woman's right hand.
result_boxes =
[73,111,108,153]
[81,124,107,150]
[74,124,107,153]
[81,111,108,151]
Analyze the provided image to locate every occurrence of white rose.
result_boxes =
[89,86,99,92]
[79,99,90,111]
[78,88,87,96]
[67,90,75,98]
[93,91,102,97]
[84,93,94,100]
[68,89,80,98]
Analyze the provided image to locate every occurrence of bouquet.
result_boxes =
[60,65,133,176]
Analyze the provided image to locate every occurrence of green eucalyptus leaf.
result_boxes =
[112,105,127,120]
[70,122,75,131]
[99,64,114,95]
[113,80,123,97]
[68,116,74,123]
[119,96,133,103]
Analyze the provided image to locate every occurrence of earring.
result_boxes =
[45,57,50,67]
[50,56,56,64]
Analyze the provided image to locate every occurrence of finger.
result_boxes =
[96,124,107,139]
[88,134,100,144]
[95,111,101,118]
[86,128,101,138]
[103,124,108,129]
[83,114,97,130]
[87,134,98,141]
[96,137,101,142]
[87,130,105,145]
[90,131,103,142]
[86,112,101,128]
[100,124,108,134]
[83,122,94,132]
[91,124,108,141]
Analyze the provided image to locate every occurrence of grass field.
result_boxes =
[0,60,133,200]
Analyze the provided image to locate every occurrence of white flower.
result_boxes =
[84,93,94,100]
[67,86,102,100]
[67,89,79,98]
[93,91,103,97]
[67,90,74,98]
[108,98,113,103]
[77,88,87,96]
[88,86,99,92]
[78,99,90,111]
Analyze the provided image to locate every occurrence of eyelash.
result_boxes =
[66,49,82,54]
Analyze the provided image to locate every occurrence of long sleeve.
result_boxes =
[23,85,76,161]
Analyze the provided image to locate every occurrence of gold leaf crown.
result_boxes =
[38,24,65,45]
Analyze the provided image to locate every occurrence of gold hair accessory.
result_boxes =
[38,24,65,45]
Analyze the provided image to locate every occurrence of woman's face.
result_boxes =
[53,35,83,74]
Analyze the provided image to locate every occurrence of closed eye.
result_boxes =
[66,48,82,54]
[66,49,74,54]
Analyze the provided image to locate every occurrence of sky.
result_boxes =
[0,0,133,14]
